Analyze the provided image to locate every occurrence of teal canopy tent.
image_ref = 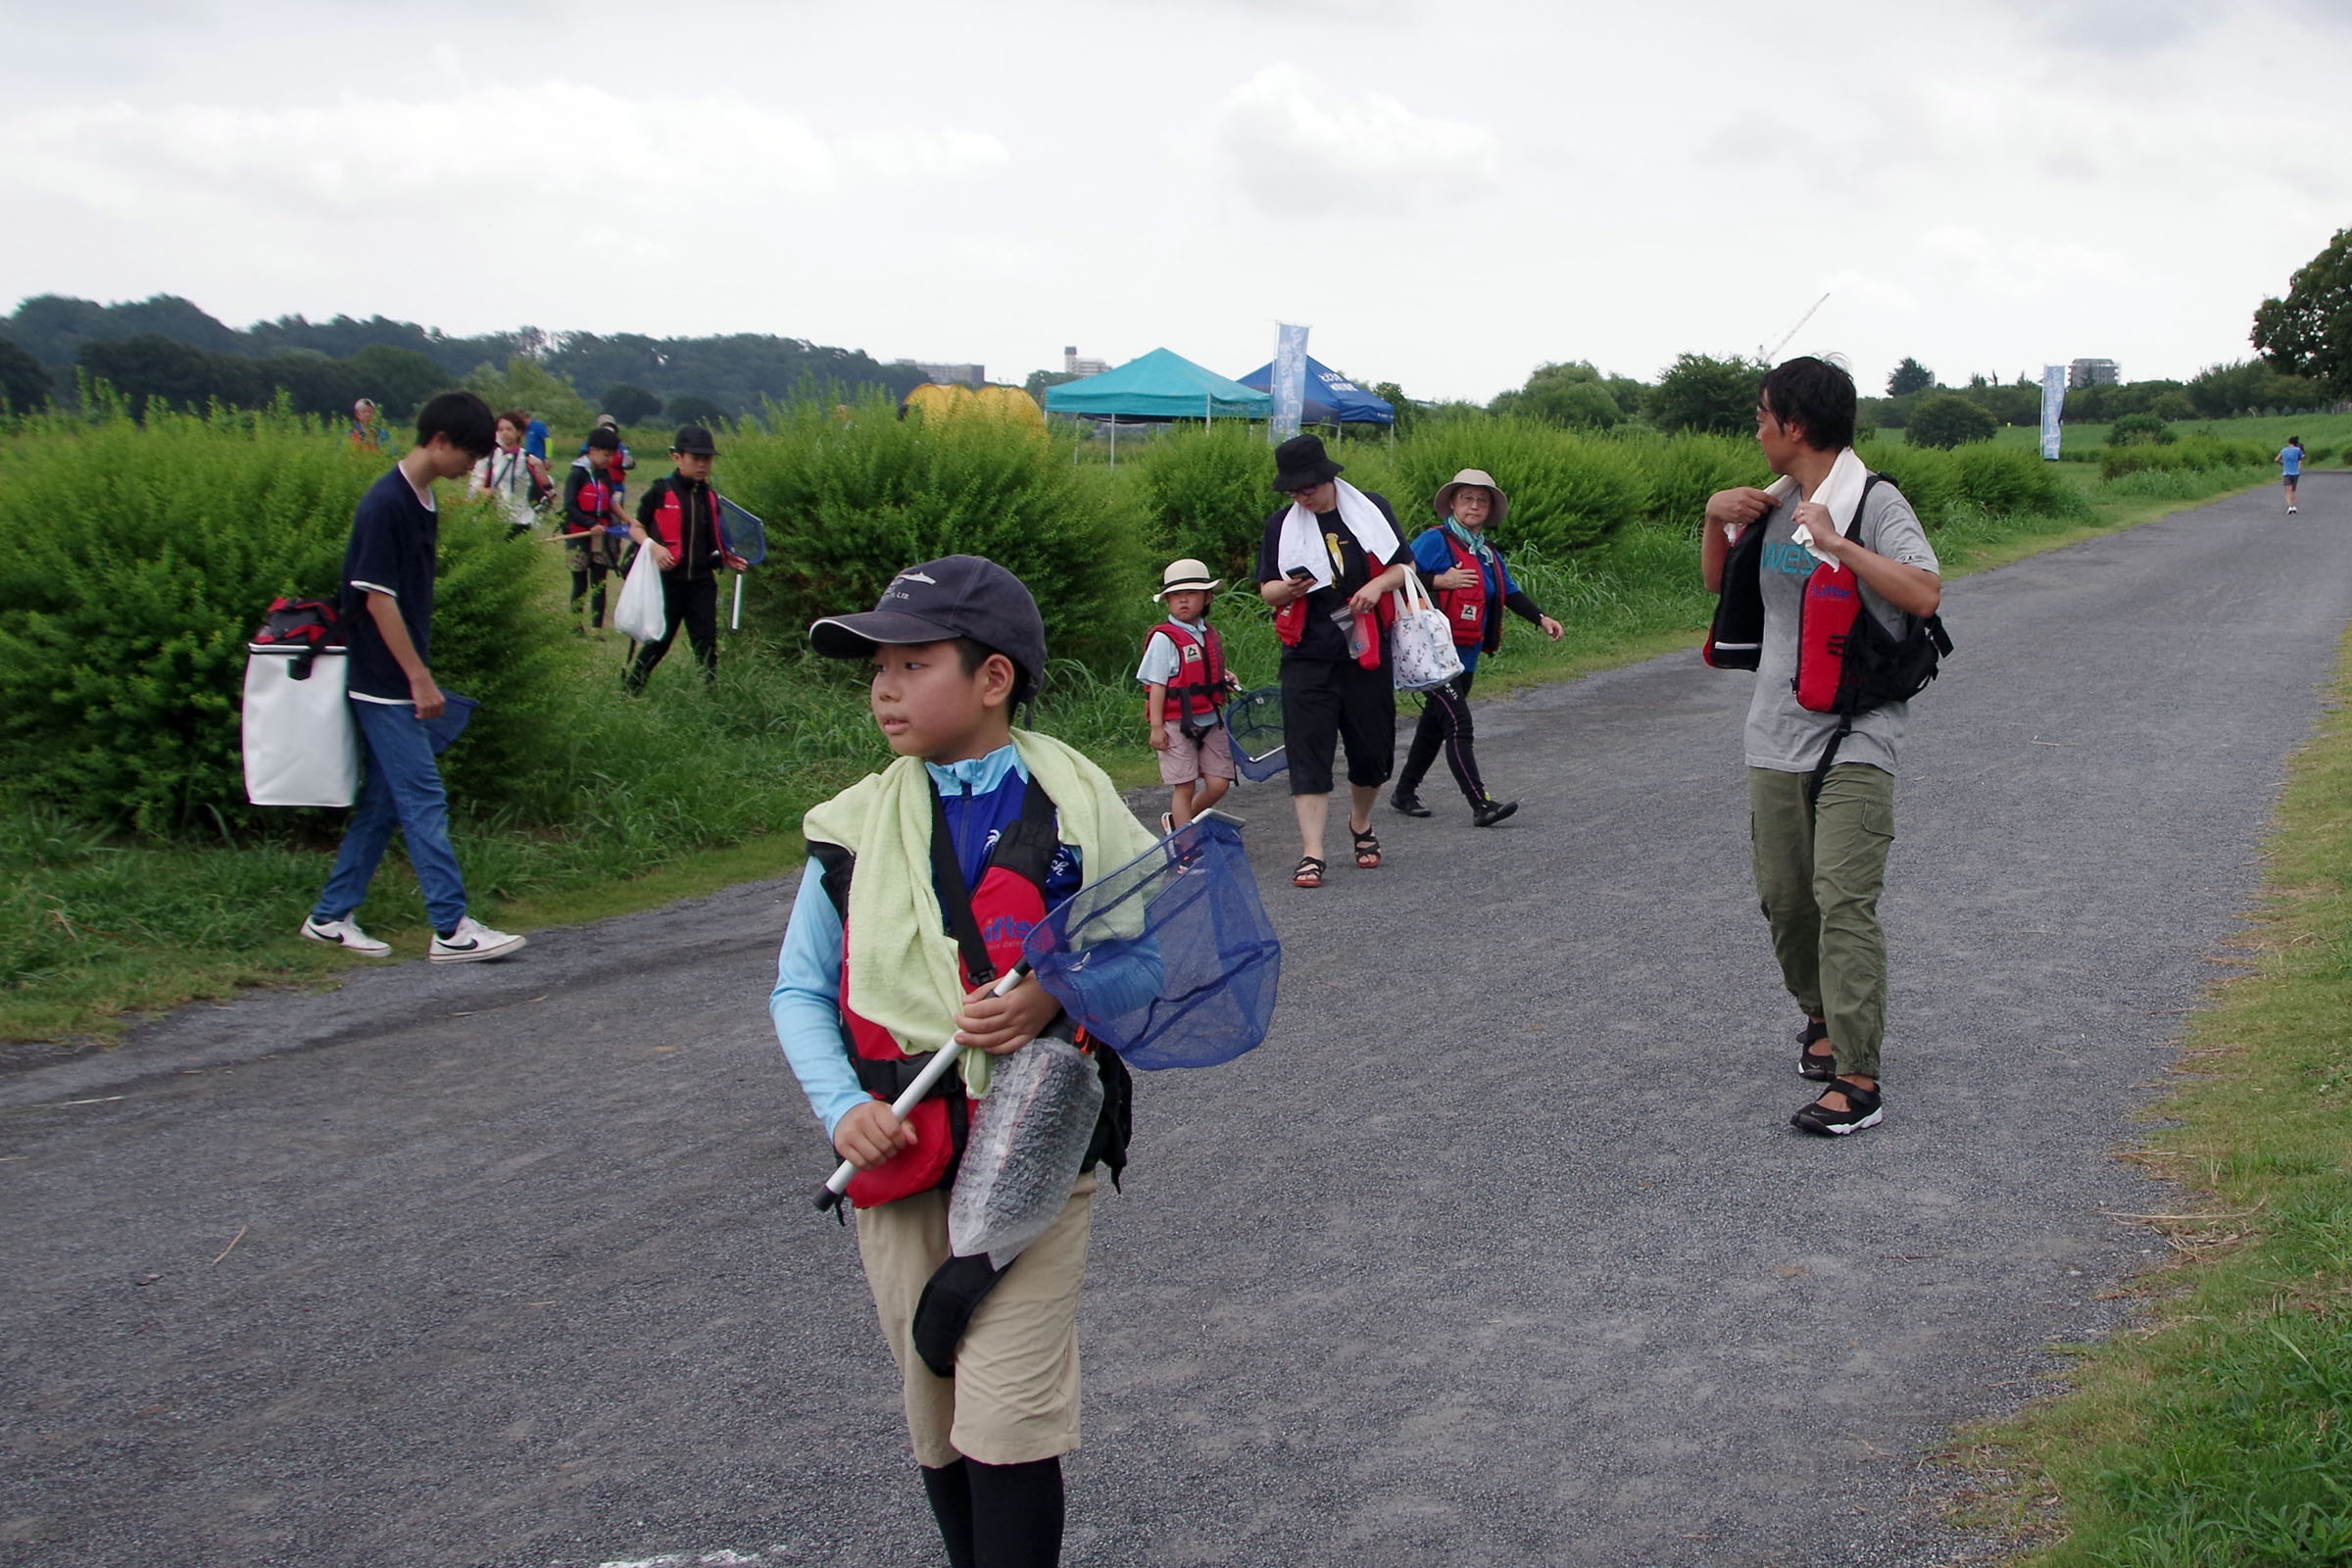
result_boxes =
[1043,349,1271,466]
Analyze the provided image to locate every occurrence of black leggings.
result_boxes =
[624,571,719,691]
[1396,668,1488,806]
[920,1456,1062,1568]
[566,546,610,627]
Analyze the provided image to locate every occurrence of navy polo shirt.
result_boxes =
[341,465,439,703]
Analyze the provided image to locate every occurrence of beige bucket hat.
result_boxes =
[1153,558,1224,600]
[1433,467,1509,524]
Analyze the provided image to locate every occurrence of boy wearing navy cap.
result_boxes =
[769,555,1156,1568]
[624,425,742,691]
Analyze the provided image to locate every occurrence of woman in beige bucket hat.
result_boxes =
[1392,468,1562,826]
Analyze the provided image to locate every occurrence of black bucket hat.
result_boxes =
[1271,433,1345,493]
[671,424,719,456]
[809,555,1048,700]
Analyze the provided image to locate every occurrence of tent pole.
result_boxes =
[1109,416,1116,467]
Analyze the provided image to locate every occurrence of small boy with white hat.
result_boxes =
[1137,558,1241,830]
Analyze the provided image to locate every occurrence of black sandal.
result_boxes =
[1791,1079,1884,1137]
[1351,827,1382,869]
[1797,1017,1836,1081]
[1292,856,1326,889]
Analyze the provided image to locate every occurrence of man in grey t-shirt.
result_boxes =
[1702,357,1943,1136]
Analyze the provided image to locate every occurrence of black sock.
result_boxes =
[920,1460,976,1568]
[966,1455,1063,1568]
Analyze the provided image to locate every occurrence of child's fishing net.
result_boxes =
[717,497,768,565]
[1225,685,1288,782]
[1025,815,1280,1069]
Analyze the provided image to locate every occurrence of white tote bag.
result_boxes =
[1390,570,1466,692]
[242,648,362,808]
[613,545,668,645]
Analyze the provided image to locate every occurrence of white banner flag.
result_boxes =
[2039,366,2066,461]
[1271,323,1309,442]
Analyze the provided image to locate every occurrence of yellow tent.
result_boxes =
[905,383,1047,432]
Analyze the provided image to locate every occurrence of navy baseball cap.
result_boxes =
[810,555,1047,699]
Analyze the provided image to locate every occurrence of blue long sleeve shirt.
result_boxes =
[1408,528,1519,672]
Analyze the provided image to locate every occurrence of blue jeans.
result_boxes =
[311,699,468,934]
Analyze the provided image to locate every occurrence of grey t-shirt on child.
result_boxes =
[1745,478,1940,775]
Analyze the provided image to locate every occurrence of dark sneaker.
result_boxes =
[1391,791,1432,818]
[1796,1017,1836,1081]
[1471,798,1519,828]
[1791,1080,1883,1137]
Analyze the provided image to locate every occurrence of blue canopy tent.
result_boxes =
[1043,348,1272,465]
[1235,356,1396,427]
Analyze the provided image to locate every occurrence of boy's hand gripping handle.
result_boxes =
[813,964,1030,1213]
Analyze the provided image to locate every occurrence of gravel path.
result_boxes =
[4,478,2346,1568]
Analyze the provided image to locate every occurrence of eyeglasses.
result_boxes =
[1285,484,1326,499]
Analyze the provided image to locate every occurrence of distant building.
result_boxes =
[2068,359,2121,388]
[1063,345,1108,377]
[895,359,986,388]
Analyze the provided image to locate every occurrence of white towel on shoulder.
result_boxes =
[1766,447,1868,570]
[1275,479,1401,589]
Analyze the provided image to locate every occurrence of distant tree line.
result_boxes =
[0,294,929,422]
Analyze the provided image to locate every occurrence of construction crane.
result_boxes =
[1758,292,1831,366]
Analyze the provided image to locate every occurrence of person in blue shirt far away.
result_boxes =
[2278,436,2304,514]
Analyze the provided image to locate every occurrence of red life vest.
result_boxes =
[831,782,1062,1210]
[647,478,720,567]
[1152,620,1227,723]
[567,470,617,534]
[1793,561,1866,712]
[1433,533,1503,652]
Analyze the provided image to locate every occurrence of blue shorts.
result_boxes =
[2285,472,2301,485]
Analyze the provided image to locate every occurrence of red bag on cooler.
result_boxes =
[1793,562,1864,713]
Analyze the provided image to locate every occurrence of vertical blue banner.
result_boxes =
[2039,366,2067,461]
[1271,322,1309,442]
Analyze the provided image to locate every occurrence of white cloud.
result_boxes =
[0,86,1008,226]
[1918,225,2131,300]
[1212,66,1499,217]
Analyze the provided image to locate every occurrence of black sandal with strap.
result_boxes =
[1351,827,1382,869]
[1292,856,1326,889]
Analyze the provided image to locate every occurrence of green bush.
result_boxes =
[2100,436,2274,479]
[1638,432,1768,534]
[721,395,1153,674]
[1905,393,1998,449]
[1135,421,1274,584]
[0,401,572,833]
[1344,416,1644,556]
[2109,412,2176,446]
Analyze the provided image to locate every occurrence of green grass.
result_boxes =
[1951,633,2352,1566]
[1991,412,2352,464]
[0,455,2269,1046]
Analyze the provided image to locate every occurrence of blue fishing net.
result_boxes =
[717,497,768,565]
[1025,815,1281,1069]
[1226,685,1288,782]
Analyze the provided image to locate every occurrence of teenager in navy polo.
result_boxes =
[301,391,528,964]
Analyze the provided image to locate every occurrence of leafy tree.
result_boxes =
[666,393,729,428]
[2252,227,2352,396]
[1904,392,1997,449]
[1024,368,1082,401]
[77,335,263,418]
[464,357,592,432]
[0,336,51,412]
[1501,362,1618,429]
[1648,353,1763,436]
[1369,380,1414,434]
[2187,359,2322,419]
[344,344,447,418]
[602,382,664,425]
[1886,357,1936,397]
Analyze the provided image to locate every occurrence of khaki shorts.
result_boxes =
[1157,721,1237,787]
[855,1170,1097,1467]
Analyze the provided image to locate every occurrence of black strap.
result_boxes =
[928,785,999,985]
[1805,721,1852,807]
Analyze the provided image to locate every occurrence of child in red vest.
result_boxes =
[1136,558,1240,830]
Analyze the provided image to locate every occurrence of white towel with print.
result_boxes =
[1275,479,1401,589]
[1767,447,1868,570]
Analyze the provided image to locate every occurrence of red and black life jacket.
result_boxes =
[646,478,720,570]
[815,781,1065,1210]
[567,468,618,534]
[1433,532,1505,653]
[1152,621,1228,723]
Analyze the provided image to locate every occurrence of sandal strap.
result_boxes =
[1351,828,1380,849]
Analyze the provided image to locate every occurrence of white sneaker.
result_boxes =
[2288,506,2298,514]
[429,916,527,963]
[301,916,392,957]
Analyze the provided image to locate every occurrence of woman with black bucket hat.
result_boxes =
[624,424,744,693]
[1254,433,1411,889]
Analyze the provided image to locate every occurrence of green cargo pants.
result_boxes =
[1748,762,1895,1081]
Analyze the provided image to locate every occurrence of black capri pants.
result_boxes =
[1280,655,1396,796]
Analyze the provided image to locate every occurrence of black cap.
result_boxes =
[672,424,718,456]
[810,555,1047,699]
[1272,432,1345,492]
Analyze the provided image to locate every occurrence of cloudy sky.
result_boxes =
[3,0,2345,402]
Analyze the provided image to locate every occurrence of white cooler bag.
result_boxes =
[242,646,362,808]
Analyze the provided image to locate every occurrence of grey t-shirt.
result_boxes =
[1745,479,1940,774]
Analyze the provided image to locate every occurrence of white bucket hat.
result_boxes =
[1433,467,1509,524]
[1153,558,1224,600]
